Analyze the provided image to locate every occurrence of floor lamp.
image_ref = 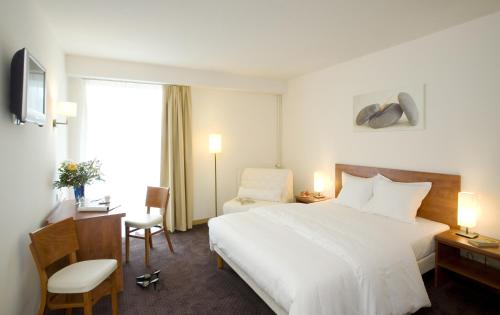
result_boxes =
[209,134,222,216]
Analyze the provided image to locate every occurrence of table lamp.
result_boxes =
[313,171,325,198]
[456,192,479,238]
[209,134,222,216]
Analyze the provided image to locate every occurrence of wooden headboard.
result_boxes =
[335,164,461,228]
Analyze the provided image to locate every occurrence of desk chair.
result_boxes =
[125,186,174,266]
[29,218,118,315]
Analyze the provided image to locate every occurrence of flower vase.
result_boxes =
[73,185,85,202]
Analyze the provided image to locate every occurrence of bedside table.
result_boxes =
[295,195,331,204]
[434,229,500,290]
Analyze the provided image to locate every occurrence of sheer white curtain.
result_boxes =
[81,79,163,214]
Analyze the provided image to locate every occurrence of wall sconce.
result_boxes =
[456,192,479,239]
[53,101,77,127]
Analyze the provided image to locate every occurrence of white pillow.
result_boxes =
[237,186,282,202]
[362,179,432,223]
[336,172,377,210]
[376,173,391,182]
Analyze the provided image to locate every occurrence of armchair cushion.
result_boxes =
[223,198,281,215]
[237,186,282,202]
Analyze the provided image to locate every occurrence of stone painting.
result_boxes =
[353,85,425,131]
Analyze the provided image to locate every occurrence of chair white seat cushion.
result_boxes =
[125,213,163,229]
[48,259,117,294]
[223,198,281,215]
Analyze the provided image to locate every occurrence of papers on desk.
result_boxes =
[78,201,121,212]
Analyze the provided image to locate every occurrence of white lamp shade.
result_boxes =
[208,134,222,154]
[313,172,325,193]
[457,192,478,228]
[56,102,77,117]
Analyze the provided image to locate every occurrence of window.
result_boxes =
[82,80,163,213]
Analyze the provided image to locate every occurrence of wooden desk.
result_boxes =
[46,200,126,293]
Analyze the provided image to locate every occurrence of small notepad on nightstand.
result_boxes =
[468,237,499,248]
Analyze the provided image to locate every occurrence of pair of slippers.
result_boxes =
[136,270,160,290]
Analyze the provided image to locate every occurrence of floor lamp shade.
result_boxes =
[209,134,222,154]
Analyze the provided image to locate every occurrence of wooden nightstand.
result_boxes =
[295,195,331,204]
[434,229,500,291]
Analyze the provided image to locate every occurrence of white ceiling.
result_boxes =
[38,0,500,79]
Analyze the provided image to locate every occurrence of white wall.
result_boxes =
[191,87,279,219]
[65,56,283,220]
[67,78,280,220]
[0,0,67,314]
[67,77,86,160]
[283,12,500,238]
[66,55,287,94]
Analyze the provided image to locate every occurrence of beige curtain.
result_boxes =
[160,85,193,232]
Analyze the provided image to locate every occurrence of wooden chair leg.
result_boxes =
[65,295,73,315]
[164,229,174,253]
[83,292,92,315]
[149,233,154,249]
[37,290,46,315]
[125,225,130,263]
[145,229,150,266]
[111,272,119,315]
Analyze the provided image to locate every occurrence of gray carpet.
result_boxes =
[48,224,498,315]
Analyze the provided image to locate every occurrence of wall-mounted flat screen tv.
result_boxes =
[10,48,46,126]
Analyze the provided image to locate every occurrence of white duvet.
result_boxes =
[208,201,431,315]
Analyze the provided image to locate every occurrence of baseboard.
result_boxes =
[193,218,210,225]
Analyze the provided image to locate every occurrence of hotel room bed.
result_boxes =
[209,202,448,314]
[208,164,460,315]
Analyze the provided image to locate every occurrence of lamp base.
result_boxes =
[313,192,324,199]
[455,230,479,239]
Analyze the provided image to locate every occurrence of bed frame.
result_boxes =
[215,164,461,314]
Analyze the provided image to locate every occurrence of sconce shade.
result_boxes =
[314,172,325,193]
[56,102,77,117]
[209,134,222,154]
[457,192,478,228]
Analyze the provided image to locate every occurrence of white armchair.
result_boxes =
[223,168,293,215]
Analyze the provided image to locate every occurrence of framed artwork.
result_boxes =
[353,85,425,131]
